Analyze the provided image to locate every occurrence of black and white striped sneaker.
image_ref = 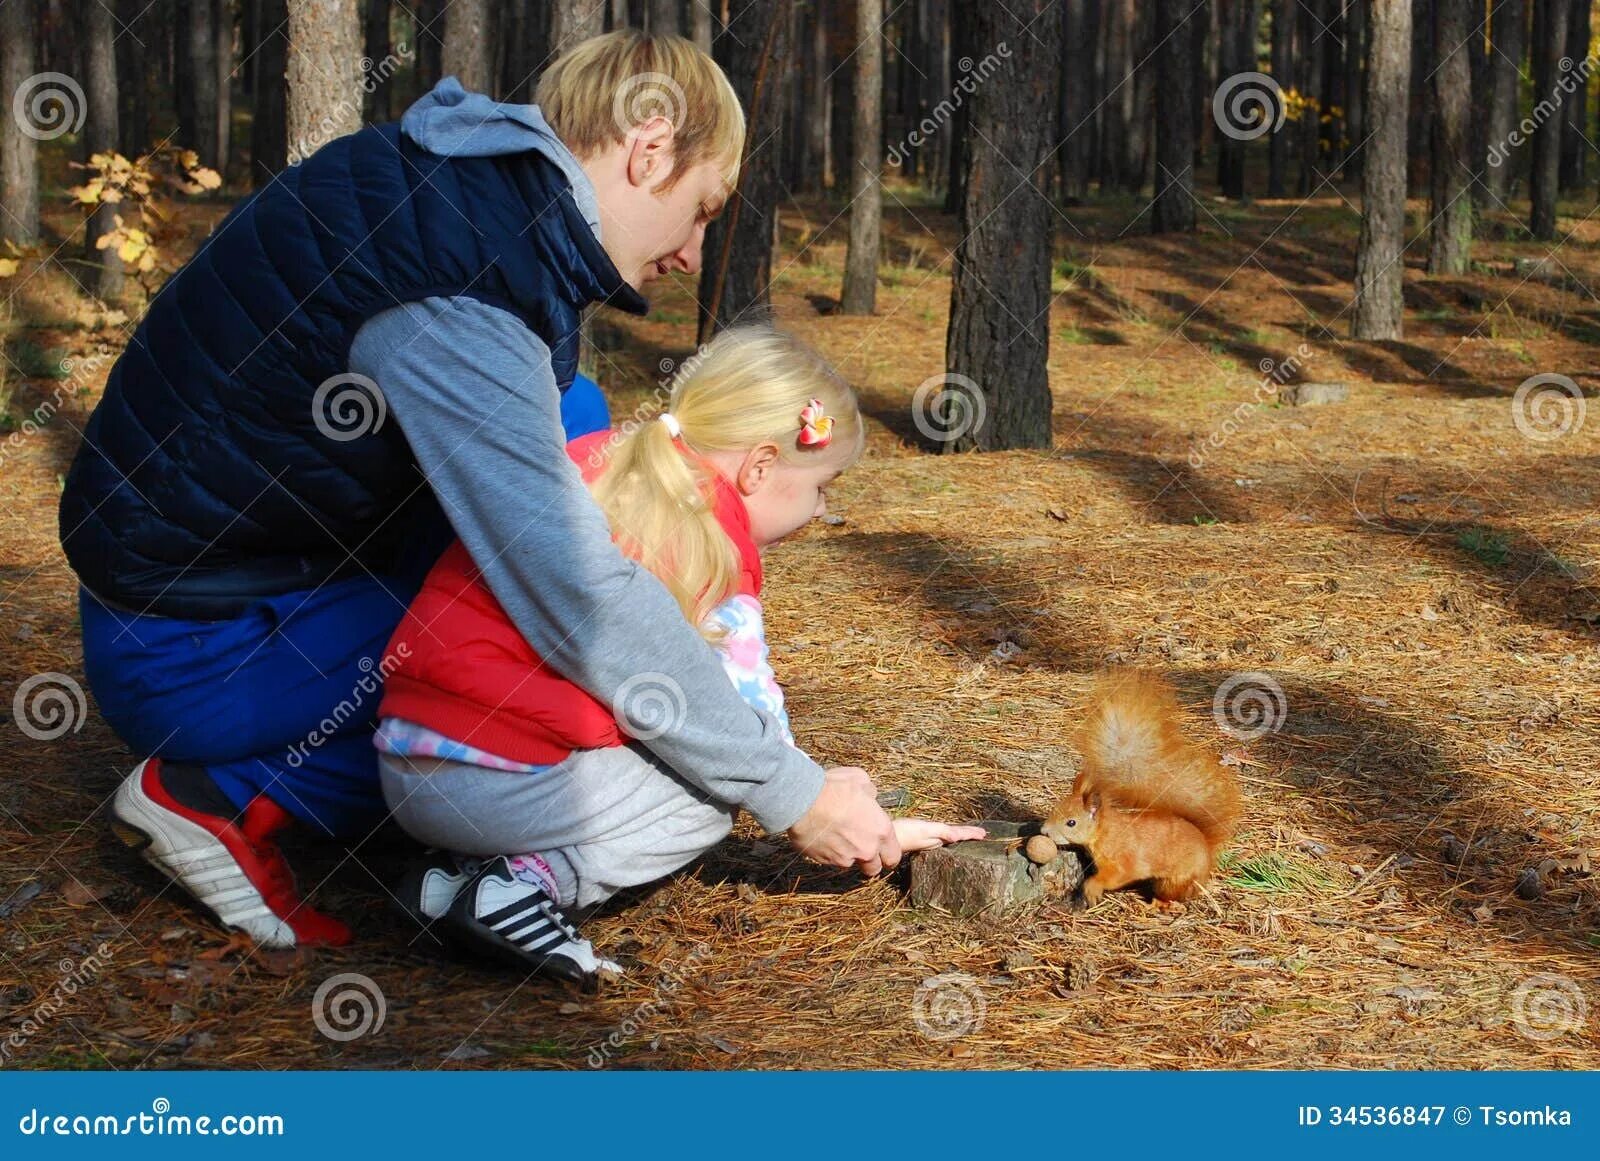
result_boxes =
[394,850,480,927]
[444,856,620,986]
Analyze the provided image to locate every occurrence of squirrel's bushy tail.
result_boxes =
[1075,669,1241,850]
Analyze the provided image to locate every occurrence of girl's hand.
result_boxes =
[891,818,988,852]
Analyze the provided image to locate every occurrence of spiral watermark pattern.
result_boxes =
[12,673,87,742]
[1213,71,1285,142]
[12,72,87,141]
[911,373,987,444]
[612,72,687,135]
[1509,973,1588,1042]
[1511,373,1585,442]
[612,672,688,741]
[312,973,386,1042]
[912,973,986,1041]
[312,373,387,442]
[1211,671,1288,741]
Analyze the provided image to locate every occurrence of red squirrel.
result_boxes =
[1042,669,1242,906]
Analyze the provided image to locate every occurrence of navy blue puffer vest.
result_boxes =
[59,122,646,619]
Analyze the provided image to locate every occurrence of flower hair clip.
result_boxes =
[797,397,834,449]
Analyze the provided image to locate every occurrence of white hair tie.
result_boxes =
[658,412,683,439]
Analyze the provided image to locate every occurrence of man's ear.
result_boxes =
[736,441,782,495]
[627,114,678,191]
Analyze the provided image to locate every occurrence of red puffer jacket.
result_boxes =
[377,429,761,765]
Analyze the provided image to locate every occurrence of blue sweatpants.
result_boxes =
[79,378,609,839]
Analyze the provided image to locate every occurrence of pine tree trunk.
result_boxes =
[1482,0,1526,204]
[364,0,392,118]
[649,0,679,36]
[1268,0,1292,196]
[942,0,968,212]
[1352,0,1411,340]
[1058,0,1091,202]
[831,0,856,198]
[85,0,125,298]
[415,0,443,91]
[0,0,40,246]
[286,0,361,164]
[442,0,492,91]
[1343,0,1367,181]
[116,0,149,157]
[841,0,882,314]
[251,0,288,182]
[1100,0,1130,189]
[945,0,1060,452]
[697,0,789,341]
[691,0,712,49]
[554,0,606,53]
[1405,0,1432,194]
[1297,0,1324,196]
[1427,0,1472,274]
[216,0,234,178]
[1152,0,1197,233]
[184,0,221,166]
[808,3,830,190]
[1215,0,1259,198]
[1529,0,1566,239]
[1558,0,1588,190]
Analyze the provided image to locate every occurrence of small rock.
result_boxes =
[1280,382,1349,407]
[820,514,846,526]
[1024,835,1058,865]
[0,882,44,918]
[444,1044,491,1061]
[558,1002,583,1015]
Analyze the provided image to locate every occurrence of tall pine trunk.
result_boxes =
[1427,0,1472,273]
[698,0,789,340]
[116,0,149,158]
[443,0,492,91]
[1268,0,1292,196]
[1058,0,1091,202]
[841,0,882,314]
[1558,0,1588,190]
[251,0,288,182]
[649,0,679,36]
[86,0,124,297]
[183,0,221,165]
[1152,0,1197,233]
[1352,0,1412,340]
[0,0,40,246]
[364,0,392,118]
[286,0,361,164]
[1482,0,1526,204]
[945,0,1061,452]
[1528,0,1567,240]
[554,0,605,53]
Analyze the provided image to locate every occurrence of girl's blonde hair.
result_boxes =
[588,326,864,639]
[535,30,745,195]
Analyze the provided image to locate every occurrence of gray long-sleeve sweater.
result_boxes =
[346,86,826,834]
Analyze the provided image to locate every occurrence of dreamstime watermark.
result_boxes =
[311,372,387,441]
[587,941,713,1067]
[12,72,87,141]
[613,72,687,136]
[0,349,116,473]
[1211,671,1287,742]
[284,645,409,768]
[1508,973,1589,1042]
[0,943,116,1066]
[612,672,688,741]
[1213,71,1285,142]
[1511,373,1585,442]
[1189,344,1314,468]
[582,348,709,472]
[886,44,1013,170]
[911,372,986,445]
[287,45,412,164]
[11,672,87,742]
[311,972,386,1042]
[911,972,986,1041]
[1488,54,1597,168]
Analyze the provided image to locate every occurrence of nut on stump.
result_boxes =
[1024,834,1058,865]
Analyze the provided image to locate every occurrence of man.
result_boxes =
[61,32,900,960]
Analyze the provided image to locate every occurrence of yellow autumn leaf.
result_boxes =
[0,258,18,278]
[137,251,157,273]
[116,238,145,264]
[191,166,222,190]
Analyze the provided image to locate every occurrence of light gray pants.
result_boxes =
[378,742,736,909]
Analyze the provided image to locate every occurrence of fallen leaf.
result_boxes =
[60,878,111,907]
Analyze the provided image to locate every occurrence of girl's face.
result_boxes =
[706,440,853,548]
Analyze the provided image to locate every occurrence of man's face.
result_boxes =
[630,158,730,290]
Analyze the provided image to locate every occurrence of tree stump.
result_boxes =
[907,821,1085,917]
[1280,382,1350,407]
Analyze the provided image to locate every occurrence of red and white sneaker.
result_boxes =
[110,758,352,948]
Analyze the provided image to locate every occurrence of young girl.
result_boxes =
[374,326,983,984]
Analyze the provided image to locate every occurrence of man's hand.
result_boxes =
[787,766,902,876]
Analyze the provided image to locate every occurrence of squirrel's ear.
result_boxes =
[1083,789,1101,817]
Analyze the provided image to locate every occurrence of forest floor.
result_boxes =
[3,174,1598,1069]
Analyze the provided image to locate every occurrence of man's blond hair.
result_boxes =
[535,30,745,194]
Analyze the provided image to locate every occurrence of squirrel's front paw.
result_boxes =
[1077,880,1105,909]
